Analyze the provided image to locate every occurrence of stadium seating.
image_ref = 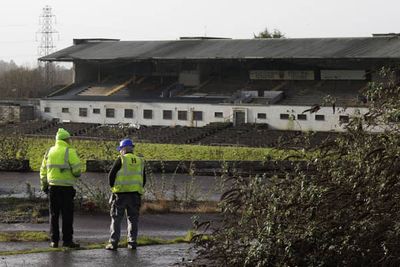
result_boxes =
[0,121,338,149]
[277,80,366,106]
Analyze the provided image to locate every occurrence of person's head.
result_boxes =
[117,138,134,155]
[56,128,71,144]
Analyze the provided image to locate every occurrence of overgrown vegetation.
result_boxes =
[74,177,110,212]
[0,197,48,223]
[0,137,307,171]
[0,172,219,223]
[74,158,223,213]
[0,134,305,216]
[0,136,28,160]
[192,68,400,266]
[0,231,48,242]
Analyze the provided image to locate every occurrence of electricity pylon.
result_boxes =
[37,5,58,86]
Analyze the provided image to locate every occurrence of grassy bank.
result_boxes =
[0,198,48,224]
[0,231,194,256]
[0,231,48,242]
[22,137,307,171]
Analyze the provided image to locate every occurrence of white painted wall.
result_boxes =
[40,99,368,132]
[321,70,366,80]
[249,70,314,80]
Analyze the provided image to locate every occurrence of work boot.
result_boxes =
[105,243,118,250]
[49,242,58,248]
[127,242,137,250]
[62,241,80,248]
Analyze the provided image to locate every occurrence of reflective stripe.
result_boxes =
[125,171,142,176]
[70,163,82,169]
[48,178,75,186]
[47,148,70,169]
[114,180,142,186]
[44,148,50,159]
[47,164,69,169]
[65,147,69,162]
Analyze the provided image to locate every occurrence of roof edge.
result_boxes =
[73,38,120,45]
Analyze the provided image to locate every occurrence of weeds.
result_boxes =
[0,231,48,242]
[0,198,48,223]
[191,68,400,266]
[25,182,37,200]
[75,176,109,212]
[143,160,221,211]
[0,135,28,160]
[0,232,194,256]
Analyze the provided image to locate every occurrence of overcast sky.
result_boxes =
[0,0,399,65]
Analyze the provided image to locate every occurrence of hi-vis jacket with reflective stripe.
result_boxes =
[40,140,82,188]
[112,154,144,194]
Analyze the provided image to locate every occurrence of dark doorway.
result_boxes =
[234,111,246,126]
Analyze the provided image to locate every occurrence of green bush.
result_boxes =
[192,68,400,266]
[0,135,28,160]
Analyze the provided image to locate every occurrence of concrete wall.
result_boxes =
[321,70,366,80]
[0,106,18,122]
[0,105,35,123]
[40,99,368,132]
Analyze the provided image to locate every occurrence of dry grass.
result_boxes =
[0,198,218,225]
[0,231,49,242]
[141,200,170,214]
[194,201,219,213]
[141,200,219,214]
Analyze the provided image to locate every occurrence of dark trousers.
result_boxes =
[49,186,75,243]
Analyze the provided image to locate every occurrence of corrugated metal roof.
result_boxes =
[40,37,400,61]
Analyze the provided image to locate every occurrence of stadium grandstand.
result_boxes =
[38,35,400,132]
[0,119,337,149]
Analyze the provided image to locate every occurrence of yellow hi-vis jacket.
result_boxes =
[40,140,82,189]
[112,154,144,194]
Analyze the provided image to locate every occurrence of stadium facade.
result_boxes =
[39,36,400,132]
